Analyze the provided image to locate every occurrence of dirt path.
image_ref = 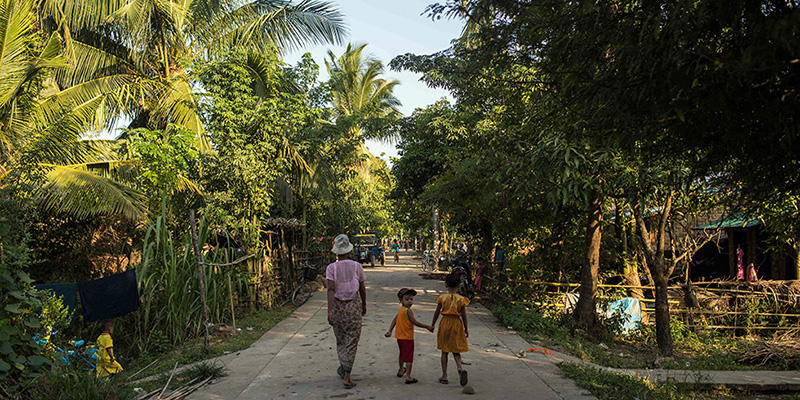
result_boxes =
[188,251,596,400]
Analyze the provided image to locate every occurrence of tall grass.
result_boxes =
[126,211,247,355]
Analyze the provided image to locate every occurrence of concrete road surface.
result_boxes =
[189,251,596,400]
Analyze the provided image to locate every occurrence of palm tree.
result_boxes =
[325,43,400,140]
[2,0,347,220]
[0,0,147,219]
[40,0,348,149]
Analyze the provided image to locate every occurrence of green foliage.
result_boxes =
[198,49,308,247]
[124,125,199,197]
[0,212,55,392]
[21,364,134,400]
[117,205,247,356]
[560,363,688,400]
[186,361,227,381]
[0,265,50,388]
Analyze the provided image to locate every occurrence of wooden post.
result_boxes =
[746,228,757,269]
[225,249,236,331]
[727,228,736,278]
[189,209,210,352]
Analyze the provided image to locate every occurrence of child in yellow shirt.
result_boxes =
[431,274,470,386]
[96,320,123,378]
[384,288,433,384]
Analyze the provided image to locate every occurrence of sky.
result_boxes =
[283,0,464,163]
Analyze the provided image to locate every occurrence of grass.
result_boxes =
[560,363,800,400]
[119,306,293,383]
[489,303,794,371]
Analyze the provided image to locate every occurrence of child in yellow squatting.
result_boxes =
[384,288,433,384]
[431,274,470,387]
[96,320,123,378]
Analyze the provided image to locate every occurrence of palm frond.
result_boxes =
[37,163,148,220]
[199,0,347,57]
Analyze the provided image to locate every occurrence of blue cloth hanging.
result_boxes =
[77,269,140,322]
[34,282,78,325]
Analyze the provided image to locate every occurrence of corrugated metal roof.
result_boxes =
[693,214,762,230]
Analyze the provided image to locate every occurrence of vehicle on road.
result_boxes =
[354,233,385,267]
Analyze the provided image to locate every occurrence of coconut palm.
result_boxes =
[325,42,401,141]
[39,0,348,148]
[0,0,147,220]
[2,0,347,220]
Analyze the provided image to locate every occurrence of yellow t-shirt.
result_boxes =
[96,333,123,377]
[436,293,469,316]
[395,307,414,340]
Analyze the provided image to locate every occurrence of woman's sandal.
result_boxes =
[438,378,449,384]
[336,366,344,379]
[396,367,406,378]
[404,378,419,384]
[343,382,357,389]
[459,369,469,387]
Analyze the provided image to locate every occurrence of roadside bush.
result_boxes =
[21,365,134,400]
[492,304,572,342]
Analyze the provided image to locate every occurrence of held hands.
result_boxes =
[427,325,434,333]
[361,305,367,316]
[328,313,334,326]
[465,330,469,338]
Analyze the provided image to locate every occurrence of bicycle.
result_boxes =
[290,263,320,307]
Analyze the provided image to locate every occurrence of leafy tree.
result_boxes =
[197,49,312,247]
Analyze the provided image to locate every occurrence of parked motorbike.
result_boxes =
[451,265,475,300]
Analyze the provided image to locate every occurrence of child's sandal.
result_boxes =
[459,369,468,387]
[438,378,449,384]
[396,367,406,378]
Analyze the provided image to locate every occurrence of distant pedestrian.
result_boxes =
[474,257,487,292]
[392,239,400,262]
[96,320,123,378]
[431,274,470,387]
[384,288,433,384]
[494,245,507,269]
[326,234,367,389]
[403,239,409,251]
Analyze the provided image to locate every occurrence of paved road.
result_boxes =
[189,252,596,400]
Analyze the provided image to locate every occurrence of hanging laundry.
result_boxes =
[77,269,140,323]
[34,283,78,325]
[736,247,745,280]
[746,263,759,282]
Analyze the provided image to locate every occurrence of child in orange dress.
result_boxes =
[431,274,470,386]
[385,288,433,384]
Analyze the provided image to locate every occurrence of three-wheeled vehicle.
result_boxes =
[354,233,385,267]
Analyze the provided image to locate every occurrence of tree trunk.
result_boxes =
[623,259,644,299]
[651,264,673,356]
[480,219,493,260]
[433,206,440,255]
[574,190,602,330]
[617,202,643,299]
[189,209,210,352]
[634,193,675,356]
[794,245,800,280]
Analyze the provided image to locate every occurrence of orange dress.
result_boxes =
[436,293,469,353]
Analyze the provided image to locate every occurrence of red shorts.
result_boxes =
[397,339,414,363]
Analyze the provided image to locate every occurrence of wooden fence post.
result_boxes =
[189,209,210,352]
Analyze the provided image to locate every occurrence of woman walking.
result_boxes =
[327,234,367,389]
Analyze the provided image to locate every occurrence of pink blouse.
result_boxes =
[325,260,366,301]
